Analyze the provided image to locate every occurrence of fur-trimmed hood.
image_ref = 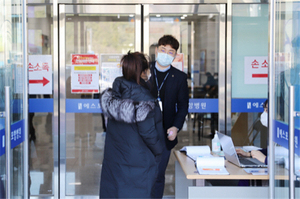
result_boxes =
[100,88,155,123]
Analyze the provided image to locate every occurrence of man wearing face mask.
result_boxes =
[149,35,189,198]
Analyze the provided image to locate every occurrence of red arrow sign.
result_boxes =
[29,77,50,86]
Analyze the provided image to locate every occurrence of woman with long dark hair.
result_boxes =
[99,52,164,198]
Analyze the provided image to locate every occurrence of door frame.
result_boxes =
[58,4,141,198]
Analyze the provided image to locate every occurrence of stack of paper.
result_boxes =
[196,156,229,175]
[180,145,211,161]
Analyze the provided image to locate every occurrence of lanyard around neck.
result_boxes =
[154,68,169,100]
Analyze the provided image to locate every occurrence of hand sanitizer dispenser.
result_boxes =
[212,131,221,152]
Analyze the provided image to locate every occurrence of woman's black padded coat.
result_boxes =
[99,77,164,198]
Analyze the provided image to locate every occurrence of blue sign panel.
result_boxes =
[29,98,270,113]
[232,99,267,112]
[188,99,218,113]
[29,99,53,113]
[273,120,300,156]
[11,120,25,149]
[32,98,221,113]
[66,99,219,113]
[0,119,25,157]
[66,99,102,113]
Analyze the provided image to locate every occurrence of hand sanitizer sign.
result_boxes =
[244,56,268,84]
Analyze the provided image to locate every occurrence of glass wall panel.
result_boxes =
[0,0,25,197]
[27,4,54,196]
[231,4,268,148]
[147,5,225,195]
[273,1,300,198]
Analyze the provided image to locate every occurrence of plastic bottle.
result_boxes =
[211,131,221,152]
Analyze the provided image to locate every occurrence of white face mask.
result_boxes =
[156,52,174,67]
[260,111,268,127]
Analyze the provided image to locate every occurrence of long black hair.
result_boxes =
[121,51,149,85]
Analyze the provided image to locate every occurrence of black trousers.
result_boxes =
[153,145,171,199]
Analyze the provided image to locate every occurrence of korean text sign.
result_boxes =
[71,54,99,93]
[28,55,52,94]
[244,56,268,84]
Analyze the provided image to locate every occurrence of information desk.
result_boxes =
[174,150,288,199]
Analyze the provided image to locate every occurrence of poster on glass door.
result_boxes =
[28,55,52,94]
[100,54,123,92]
[71,54,99,93]
[244,56,268,84]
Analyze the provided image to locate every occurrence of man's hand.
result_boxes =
[167,126,178,141]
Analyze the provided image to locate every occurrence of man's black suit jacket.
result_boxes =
[150,62,189,150]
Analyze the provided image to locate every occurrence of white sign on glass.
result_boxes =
[71,54,99,93]
[100,54,123,92]
[244,56,268,84]
[28,55,52,94]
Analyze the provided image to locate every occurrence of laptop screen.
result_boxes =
[217,132,241,166]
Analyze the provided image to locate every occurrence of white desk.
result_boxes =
[174,150,288,199]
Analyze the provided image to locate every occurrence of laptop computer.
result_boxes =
[217,132,267,168]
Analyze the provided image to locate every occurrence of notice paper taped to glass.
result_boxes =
[196,156,229,175]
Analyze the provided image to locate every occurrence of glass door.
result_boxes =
[144,4,226,135]
[271,1,300,198]
[0,0,26,198]
[58,3,226,198]
[58,4,140,197]
[143,4,225,195]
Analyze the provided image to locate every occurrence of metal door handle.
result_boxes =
[5,86,11,199]
[289,86,295,199]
